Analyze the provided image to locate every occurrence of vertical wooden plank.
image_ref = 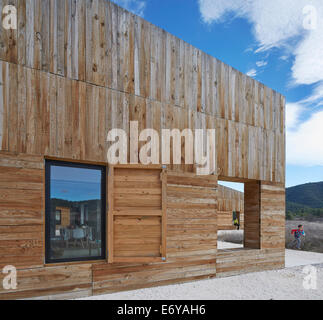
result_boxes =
[227,66,233,121]
[56,75,65,156]
[0,61,5,150]
[191,47,198,113]
[211,57,218,117]
[25,0,34,68]
[183,43,191,110]
[235,123,242,178]
[71,79,81,159]
[57,0,65,75]
[17,64,27,153]
[91,0,101,85]
[85,0,93,83]
[65,0,73,78]
[204,54,211,115]
[41,0,50,71]
[240,73,246,124]
[40,71,50,155]
[98,86,106,162]
[68,0,84,80]
[63,78,72,158]
[168,34,176,105]
[25,67,33,154]
[85,84,93,160]
[33,0,41,70]
[159,29,167,103]
[234,71,240,122]
[104,0,112,88]
[111,1,119,91]
[77,0,86,81]
[25,66,41,155]
[93,85,100,161]
[196,49,202,113]
[7,62,17,153]
[48,73,57,156]
[49,0,57,74]
[34,67,42,155]
[161,168,167,259]
[133,14,141,96]
[218,61,224,119]
[79,81,87,160]
[137,19,151,98]
[123,9,134,94]
[108,166,114,263]
[17,0,26,66]
[150,24,157,101]
[96,0,107,86]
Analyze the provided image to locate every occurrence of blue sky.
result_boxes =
[113,0,323,191]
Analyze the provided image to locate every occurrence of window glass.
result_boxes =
[46,161,106,263]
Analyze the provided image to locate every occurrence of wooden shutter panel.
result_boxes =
[108,165,167,263]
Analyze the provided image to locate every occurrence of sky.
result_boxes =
[112,0,323,191]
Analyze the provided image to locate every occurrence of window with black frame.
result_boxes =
[45,160,106,263]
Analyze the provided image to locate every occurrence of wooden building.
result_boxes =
[0,0,285,299]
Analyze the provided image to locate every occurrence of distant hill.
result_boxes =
[286,182,323,220]
[286,182,323,208]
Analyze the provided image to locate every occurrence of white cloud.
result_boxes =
[279,55,289,61]
[198,0,323,87]
[301,83,323,107]
[286,103,304,130]
[292,25,323,85]
[287,110,323,166]
[256,60,268,67]
[246,68,257,77]
[112,0,146,17]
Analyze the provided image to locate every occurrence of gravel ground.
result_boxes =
[78,244,323,300]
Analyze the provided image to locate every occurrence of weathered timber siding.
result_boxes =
[0,0,285,183]
[260,182,285,249]
[92,172,217,295]
[0,0,286,299]
[0,153,44,270]
[0,60,284,182]
[0,155,218,299]
[216,248,285,278]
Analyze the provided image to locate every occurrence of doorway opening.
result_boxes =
[217,179,261,251]
[217,181,244,250]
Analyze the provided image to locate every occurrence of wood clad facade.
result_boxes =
[0,0,285,299]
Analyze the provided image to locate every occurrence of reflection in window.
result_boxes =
[45,161,106,263]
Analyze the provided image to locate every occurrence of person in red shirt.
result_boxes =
[290,225,306,249]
